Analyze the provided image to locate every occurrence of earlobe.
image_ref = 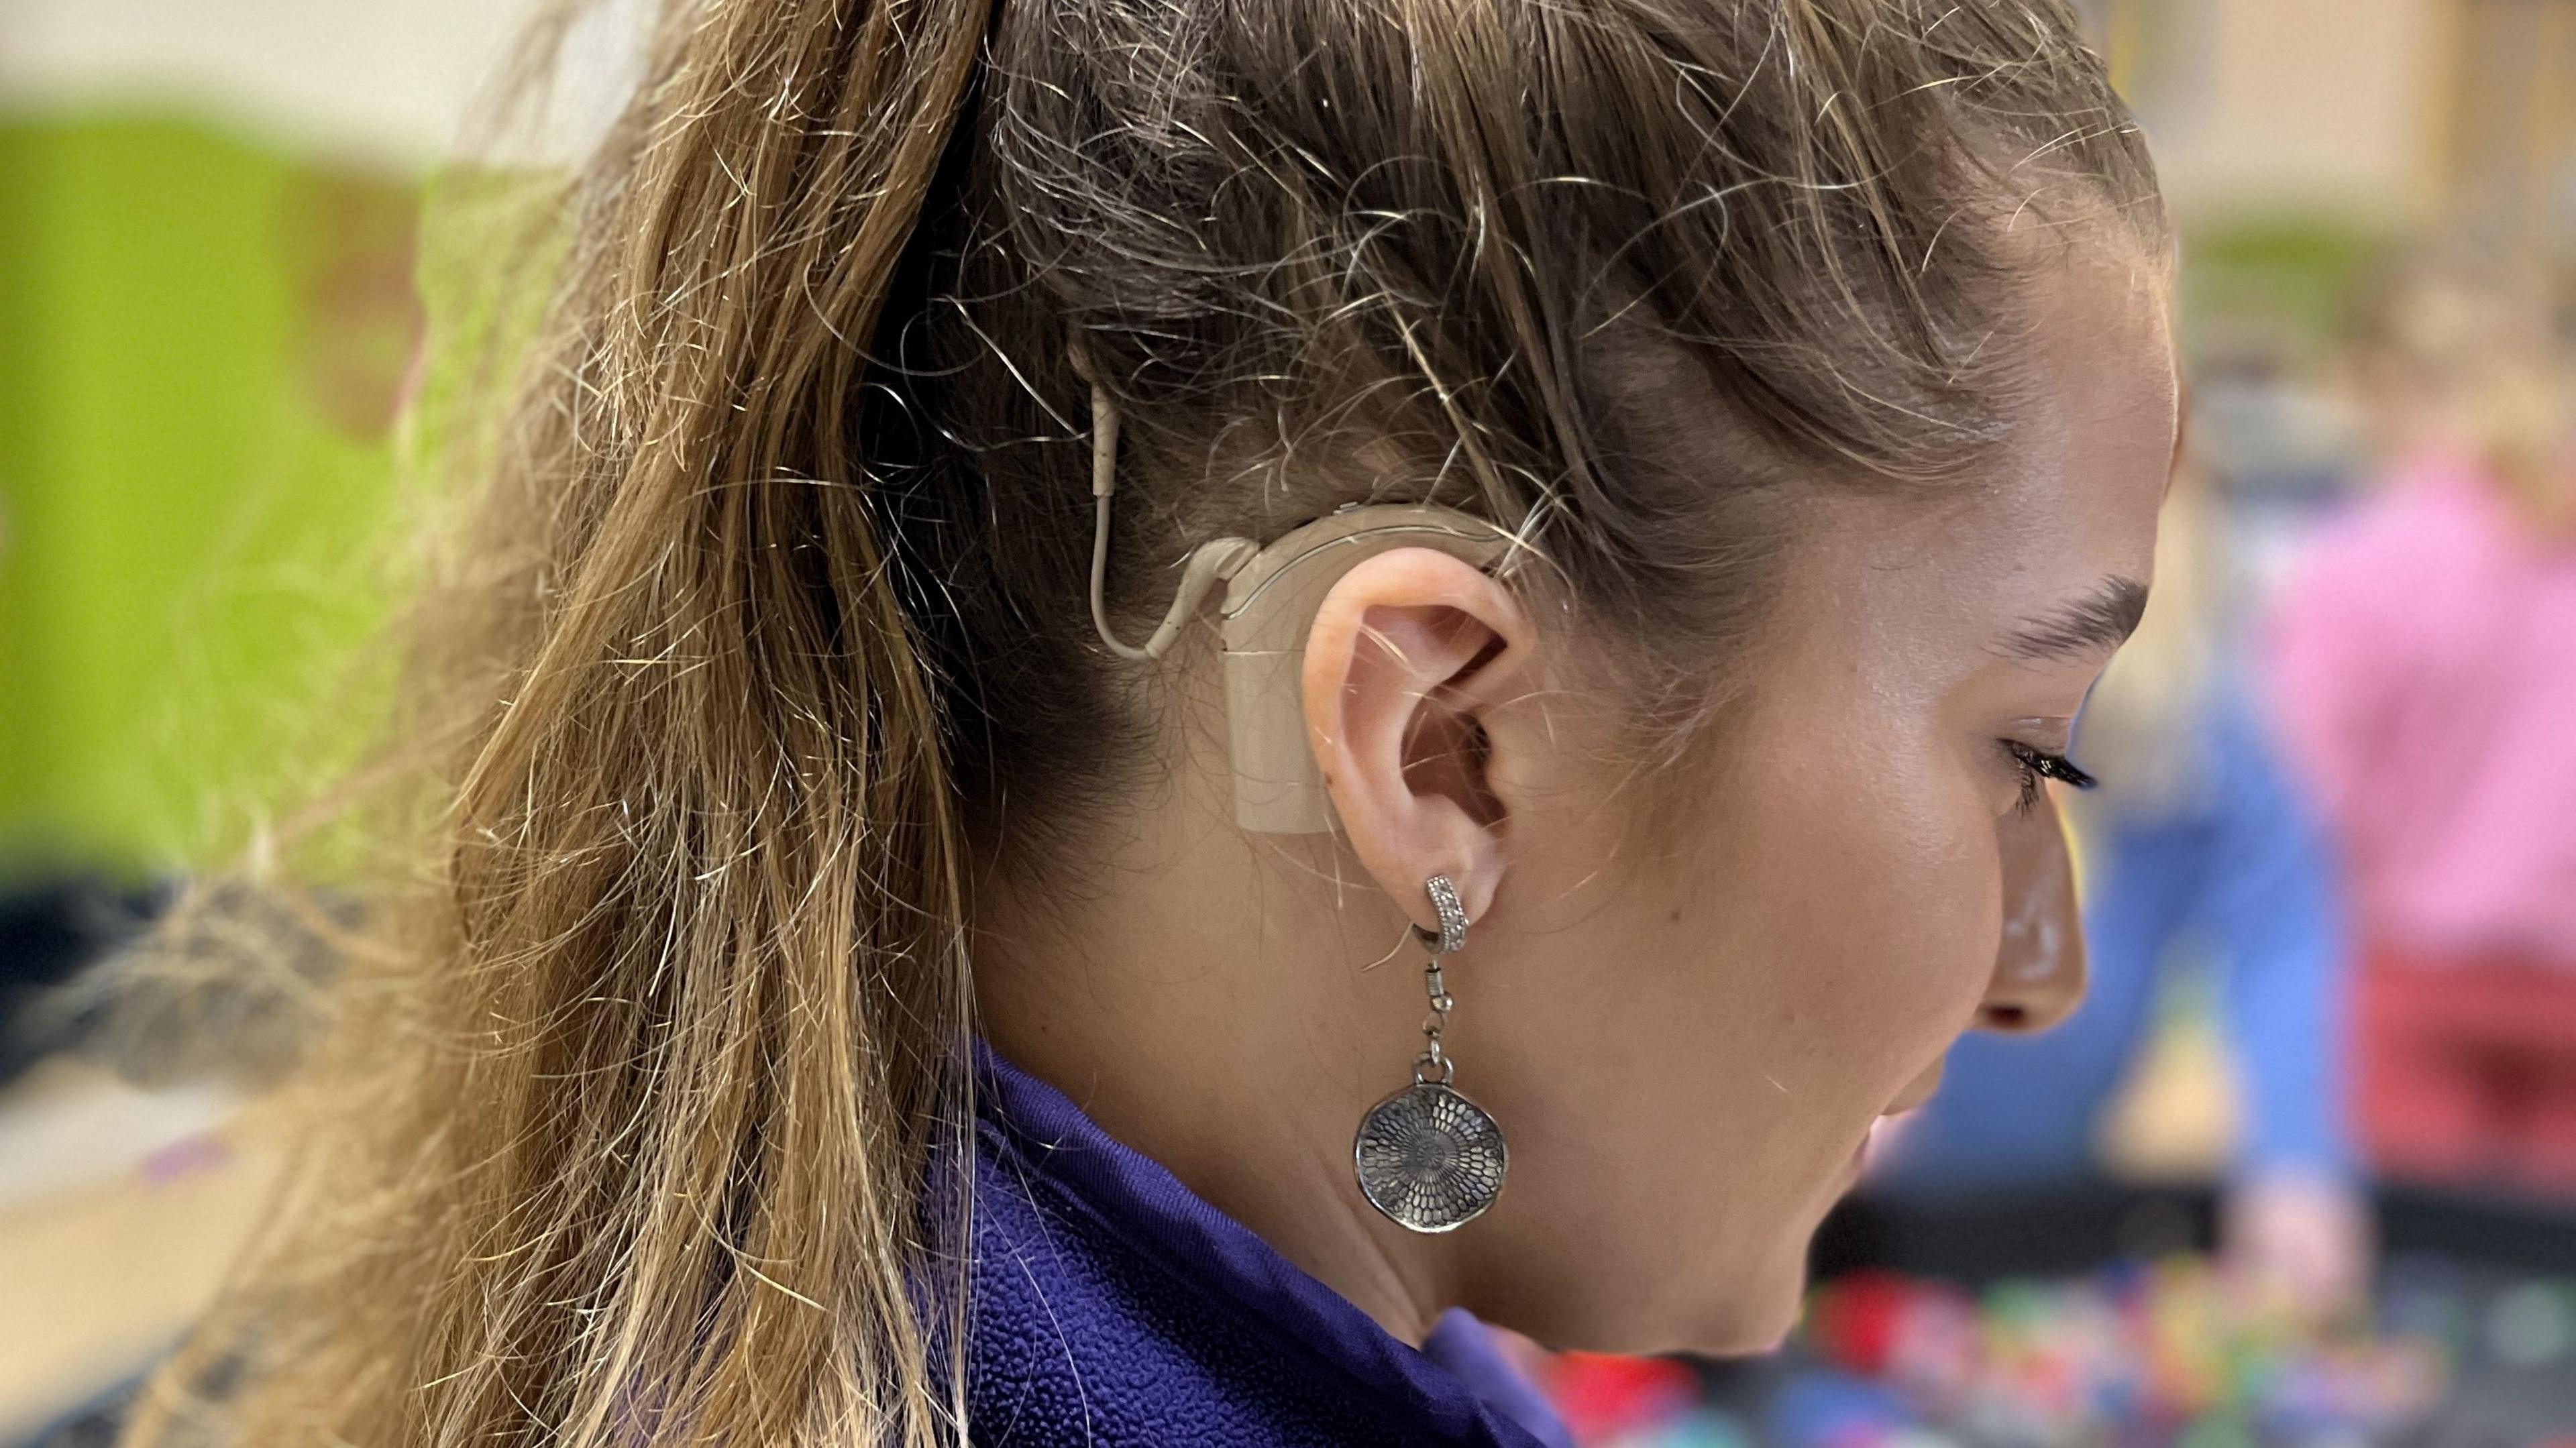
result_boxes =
[1301,549,1536,932]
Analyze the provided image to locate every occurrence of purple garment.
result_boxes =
[961,1046,1572,1447]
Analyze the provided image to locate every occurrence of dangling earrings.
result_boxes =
[1353,875,1508,1233]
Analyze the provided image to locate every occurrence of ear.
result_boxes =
[1301,547,1541,937]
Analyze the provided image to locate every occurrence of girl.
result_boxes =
[2270,256,2576,1196]
[126,1,2176,1443]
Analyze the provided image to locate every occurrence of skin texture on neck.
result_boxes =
[970,685,1467,1345]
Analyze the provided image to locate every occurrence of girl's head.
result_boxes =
[138,1,2172,1443]
[2348,247,2573,531]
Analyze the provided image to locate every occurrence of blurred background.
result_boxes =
[0,0,2570,1443]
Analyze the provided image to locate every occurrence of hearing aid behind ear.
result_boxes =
[1092,501,1511,834]
[1218,504,1511,832]
[1075,339,1512,832]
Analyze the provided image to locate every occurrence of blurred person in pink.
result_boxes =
[2268,254,2576,1194]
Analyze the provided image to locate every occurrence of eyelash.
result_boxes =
[2006,741,2098,815]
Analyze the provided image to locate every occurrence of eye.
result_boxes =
[2004,740,2098,816]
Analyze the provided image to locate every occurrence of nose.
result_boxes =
[1979,788,2088,1034]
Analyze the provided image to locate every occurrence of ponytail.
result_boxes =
[122,1,998,1445]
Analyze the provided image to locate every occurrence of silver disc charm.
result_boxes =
[1354,1082,1507,1233]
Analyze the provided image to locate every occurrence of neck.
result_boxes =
[967,742,1460,1346]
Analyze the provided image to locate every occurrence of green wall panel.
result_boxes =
[0,113,413,871]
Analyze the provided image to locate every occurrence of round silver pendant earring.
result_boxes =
[1353,875,1508,1233]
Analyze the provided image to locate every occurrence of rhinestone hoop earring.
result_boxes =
[1352,875,1508,1233]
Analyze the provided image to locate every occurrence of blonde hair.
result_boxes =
[2352,244,2575,535]
[2479,359,2576,535]
[123,1,2158,1443]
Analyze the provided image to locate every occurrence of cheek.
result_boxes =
[1466,703,2010,1351]
[1724,719,2004,1092]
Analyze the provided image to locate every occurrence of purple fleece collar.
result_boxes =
[970,1044,1571,1447]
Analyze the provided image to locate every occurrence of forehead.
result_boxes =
[1983,249,2179,577]
[1780,251,2178,673]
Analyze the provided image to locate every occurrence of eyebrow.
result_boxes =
[2000,577,2150,663]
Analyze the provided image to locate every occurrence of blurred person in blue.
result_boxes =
[1876,462,2371,1311]
[2268,254,2576,1199]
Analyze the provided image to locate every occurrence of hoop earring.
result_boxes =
[1352,875,1508,1233]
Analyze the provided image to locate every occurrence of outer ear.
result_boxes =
[1301,547,1540,937]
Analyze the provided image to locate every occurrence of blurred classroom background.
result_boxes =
[1,0,2571,1444]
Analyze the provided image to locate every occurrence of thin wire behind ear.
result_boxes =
[1071,334,1255,661]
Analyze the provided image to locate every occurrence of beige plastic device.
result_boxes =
[1216,504,1511,833]
[1074,340,1511,832]
[1091,499,1510,834]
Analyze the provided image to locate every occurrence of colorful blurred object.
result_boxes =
[1546,1250,2482,1447]
[1548,1353,1706,1445]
